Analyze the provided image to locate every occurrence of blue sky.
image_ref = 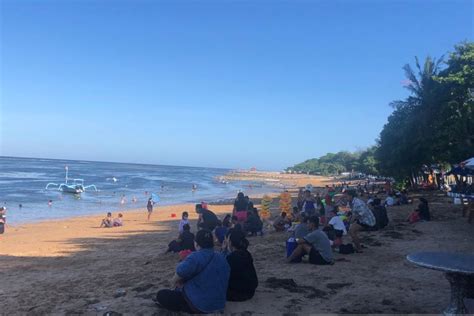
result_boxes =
[0,0,472,170]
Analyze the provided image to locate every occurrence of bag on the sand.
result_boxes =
[286,237,298,258]
[339,243,354,254]
[0,222,4,234]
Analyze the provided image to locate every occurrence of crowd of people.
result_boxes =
[150,183,432,314]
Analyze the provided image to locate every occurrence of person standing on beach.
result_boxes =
[302,190,316,217]
[147,198,153,221]
[0,207,7,234]
[233,192,249,222]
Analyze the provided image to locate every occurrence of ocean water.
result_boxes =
[0,157,277,224]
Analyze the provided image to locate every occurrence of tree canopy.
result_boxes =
[288,41,473,183]
[287,147,379,176]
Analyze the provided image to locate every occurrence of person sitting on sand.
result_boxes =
[293,213,309,239]
[371,198,389,229]
[287,216,334,265]
[156,230,230,314]
[323,209,345,247]
[167,224,196,253]
[179,211,190,233]
[384,193,396,207]
[100,212,113,228]
[291,206,300,220]
[113,213,124,227]
[345,189,376,252]
[244,208,263,236]
[222,230,258,302]
[222,214,232,228]
[273,212,290,232]
[196,203,219,231]
[214,220,229,245]
[399,190,410,205]
[417,198,431,221]
[226,216,243,238]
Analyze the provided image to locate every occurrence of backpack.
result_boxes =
[339,243,355,254]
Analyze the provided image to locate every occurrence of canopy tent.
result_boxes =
[446,165,474,177]
[461,157,474,170]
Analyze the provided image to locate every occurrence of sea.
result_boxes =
[0,156,278,224]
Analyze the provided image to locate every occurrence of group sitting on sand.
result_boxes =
[157,218,258,313]
[153,185,433,313]
[99,212,124,228]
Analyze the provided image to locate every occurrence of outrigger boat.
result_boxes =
[45,166,98,194]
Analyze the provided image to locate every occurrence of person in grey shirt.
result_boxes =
[293,214,310,239]
[287,216,334,265]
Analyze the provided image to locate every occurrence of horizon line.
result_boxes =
[0,155,243,172]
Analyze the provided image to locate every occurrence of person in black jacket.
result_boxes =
[244,208,263,236]
[223,230,258,301]
[196,203,219,231]
[371,198,389,229]
[417,198,431,221]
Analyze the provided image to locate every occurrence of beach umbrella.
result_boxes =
[151,193,160,203]
[446,166,474,177]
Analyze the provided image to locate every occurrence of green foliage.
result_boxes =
[376,41,474,181]
[288,42,473,183]
[288,147,379,176]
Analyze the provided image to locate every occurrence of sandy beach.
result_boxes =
[1,185,473,315]
[222,171,340,188]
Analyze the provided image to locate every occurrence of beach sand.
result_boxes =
[222,171,341,188]
[1,190,473,314]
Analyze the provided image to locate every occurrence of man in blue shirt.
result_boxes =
[156,229,230,314]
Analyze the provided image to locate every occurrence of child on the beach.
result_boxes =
[273,212,290,232]
[166,224,196,253]
[179,212,189,233]
[214,220,229,245]
[100,212,113,228]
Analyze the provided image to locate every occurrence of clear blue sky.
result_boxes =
[0,0,472,170]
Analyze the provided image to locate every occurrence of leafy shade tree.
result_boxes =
[433,42,474,163]
[357,146,379,175]
[376,55,444,183]
[376,41,474,184]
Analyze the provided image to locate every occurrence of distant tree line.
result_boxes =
[288,42,473,184]
[287,147,378,176]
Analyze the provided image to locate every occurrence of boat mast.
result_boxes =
[65,165,69,184]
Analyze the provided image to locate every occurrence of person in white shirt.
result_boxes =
[328,210,347,235]
[384,194,395,207]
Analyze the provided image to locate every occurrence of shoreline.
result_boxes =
[5,171,331,226]
[0,190,284,257]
